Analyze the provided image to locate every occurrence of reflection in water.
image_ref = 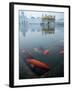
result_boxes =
[19,12,29,37]
[20,23,55,37]
[20,15,55,36]
[42,28,55,35]
[41,25,55,35]
[20,23,29,37]
[19,12,64,79]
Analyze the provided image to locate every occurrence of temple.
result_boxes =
[41,14,55,30]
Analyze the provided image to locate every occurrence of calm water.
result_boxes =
[19,22,64,79]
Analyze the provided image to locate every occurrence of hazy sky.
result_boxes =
[19,10,64,21]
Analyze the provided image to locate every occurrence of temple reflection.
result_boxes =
[41,25,55,35]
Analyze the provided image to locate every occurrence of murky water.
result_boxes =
[19,22,64,79]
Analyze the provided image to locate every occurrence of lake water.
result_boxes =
[19,22,64,79]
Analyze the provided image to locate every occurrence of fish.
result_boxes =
[43,50,49,55]
[33,47,49,55]
[26,58,50,70]
[33,48,39,51]
[33,48,42,53]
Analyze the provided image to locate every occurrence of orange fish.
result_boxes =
[27,59,50,70]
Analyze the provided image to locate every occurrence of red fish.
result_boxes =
[43,50,49,55]
[27,59,50,70]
